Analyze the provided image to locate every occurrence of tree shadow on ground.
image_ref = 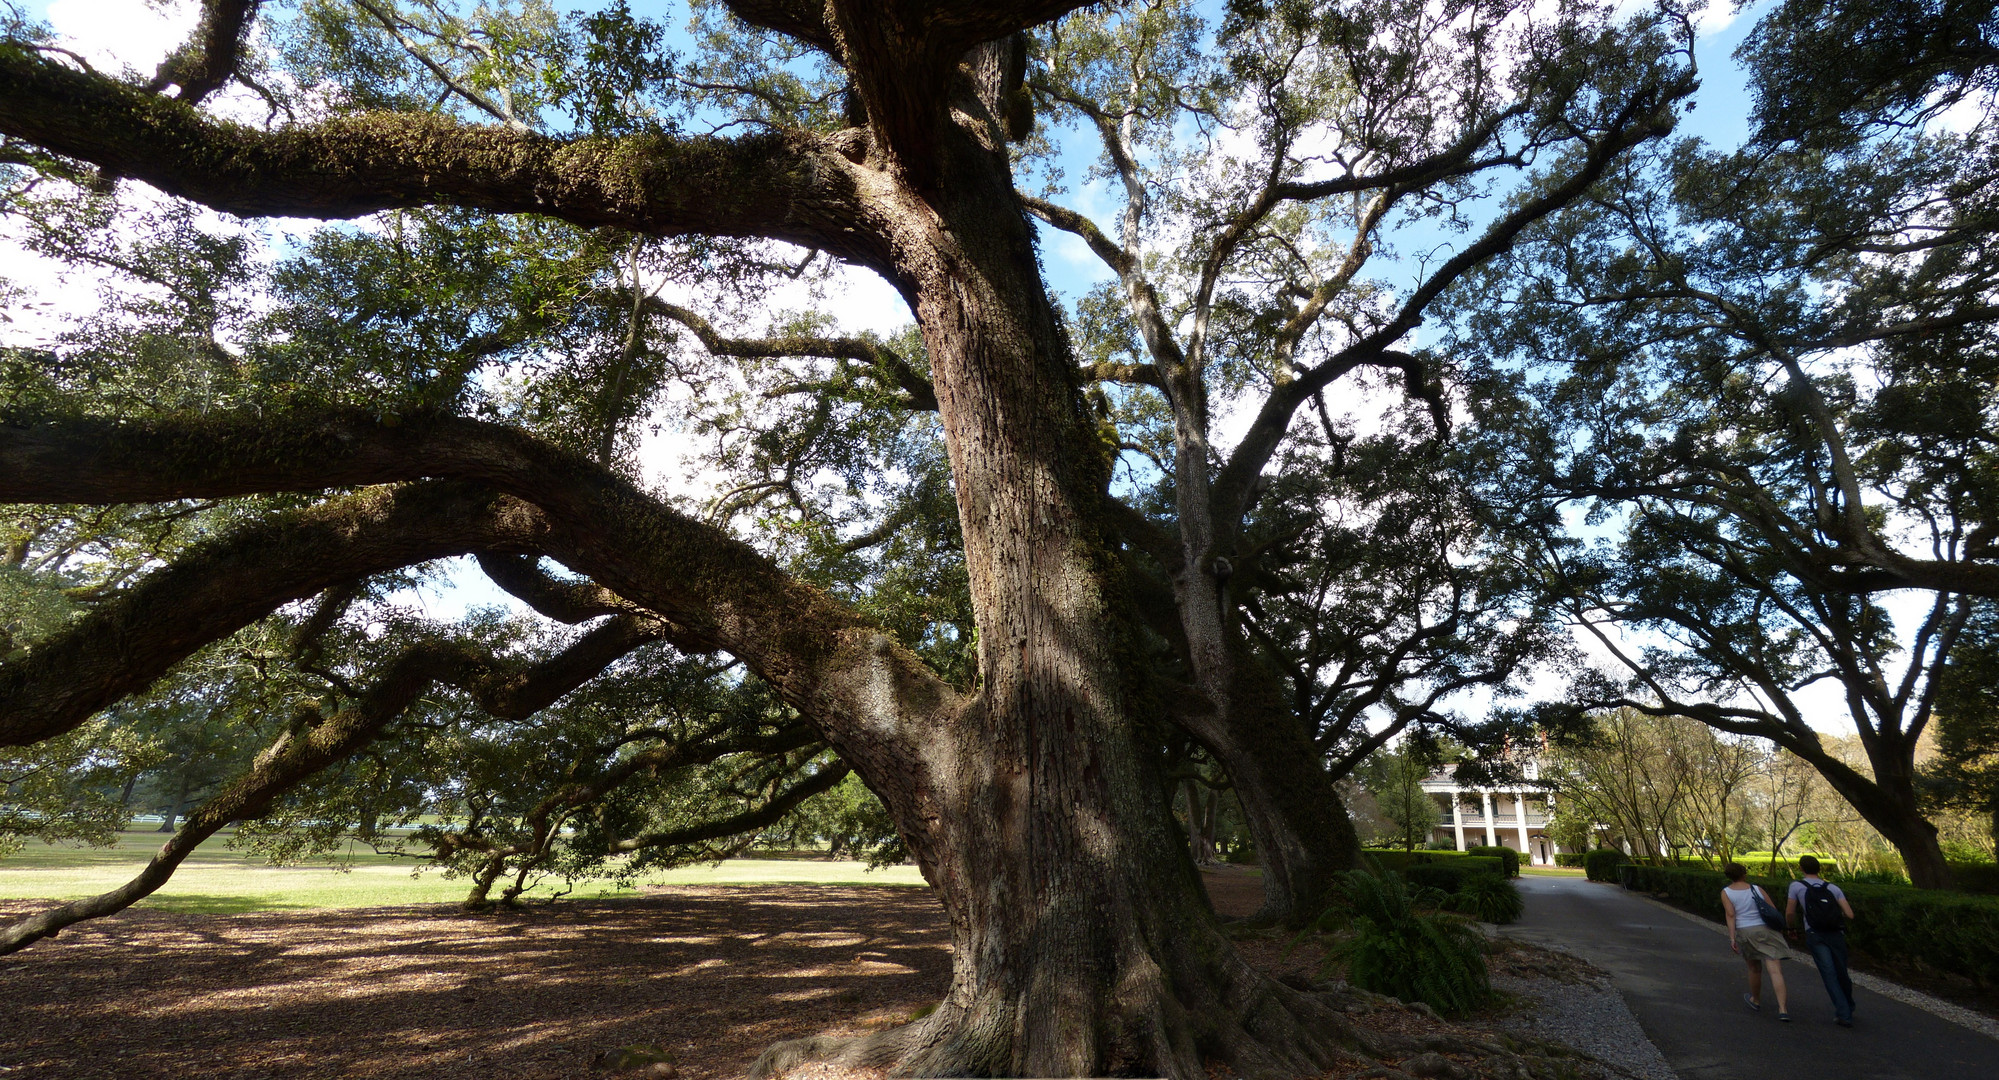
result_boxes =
[135,894,312,915]
[0,885,954,1080]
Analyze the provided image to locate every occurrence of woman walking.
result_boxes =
[1721,862,1792,1020]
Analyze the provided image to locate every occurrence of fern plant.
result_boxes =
[1323,869,1494,1017]
[1450,874,1525,924]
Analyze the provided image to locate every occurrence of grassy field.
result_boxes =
[0,831,928,914]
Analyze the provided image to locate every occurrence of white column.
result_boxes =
[1515,788,1531,862]
[1452,794,1466,851]
[1480,790,1496,847]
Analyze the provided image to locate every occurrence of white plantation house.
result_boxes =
[1419,760,1564,865]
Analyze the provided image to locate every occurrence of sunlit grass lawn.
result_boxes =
[0,830,928,914]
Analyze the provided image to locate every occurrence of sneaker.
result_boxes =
[1778,1013,1791,1022]
[1836,1018,1854,1028]
[1742,993,1761,1013]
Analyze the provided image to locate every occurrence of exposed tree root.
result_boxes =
[750,974,1643,1080]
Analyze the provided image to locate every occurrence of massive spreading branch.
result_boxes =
[0,412,961,767]
[0,42,877,257]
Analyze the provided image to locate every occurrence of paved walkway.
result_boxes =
[1499,875,1998,1079]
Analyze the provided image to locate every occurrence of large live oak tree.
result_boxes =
[1017,0,1685,922]
[1450,0,1999,889]
[0,1,1685,1073]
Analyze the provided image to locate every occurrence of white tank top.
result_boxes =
[1724,883,1766,926]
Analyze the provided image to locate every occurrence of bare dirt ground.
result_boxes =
[0,886,952,1080]
[0,867,1604,1080]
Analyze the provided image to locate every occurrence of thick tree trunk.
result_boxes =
[759,701,1359,1077]
[1164,445,1359,924]
[1175,643,1360,926]
[1182,780,1218,865]
[1809,744,1955,889]
[157,769,191,833]
[1209,705,1360,925]
[750,97,1363,1076]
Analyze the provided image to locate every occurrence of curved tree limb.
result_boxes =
[646,297,938,411]
[0,46,877,260]
[475,552,644,623]
[0,615,660,954]
[0,481,548,747]
[1021,193,1129,275]
[146,0,261,105]
[0,411,963,799]
[606,758,851,853]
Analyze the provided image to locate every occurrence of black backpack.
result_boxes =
[1802,878,1846,933]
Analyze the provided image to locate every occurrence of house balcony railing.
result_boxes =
[1453,814,1550,828]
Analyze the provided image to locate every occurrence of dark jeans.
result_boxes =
[1806,928,1854,1022]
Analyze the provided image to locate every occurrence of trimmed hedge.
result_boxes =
[1361,848,1484,872]
[1554,852,1587,868]
[1619,863,1999,988]
[1403,857,1504,894]
[1583,848,1631,882]
[1466,845,1521,878]
[1736,852,1841,876]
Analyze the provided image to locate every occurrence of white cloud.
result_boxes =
[631,257,914,502]
[1690,0,1746,37]
[44,0,196,75]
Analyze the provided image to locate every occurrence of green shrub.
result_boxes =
[1735,851,1840,876]
[1450,873,1525,924]
[1830,868,1909,886]
[1554,852,1587,868]
[1949,862,1999,895]
[1466,845,1521,877]
[1327,870,1494,1017]
[1361,848,1477,872]
[1620,864,1999,988]
[1583,848,1631,882]
[1403,857,1504,895]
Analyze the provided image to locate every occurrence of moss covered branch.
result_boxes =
[0,412,962,804]
[0,44,877,259]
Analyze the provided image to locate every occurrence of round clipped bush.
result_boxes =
[1583,847,1632,882]
[1466,844,1521,877]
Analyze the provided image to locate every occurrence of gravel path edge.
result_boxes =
[1486,944,1680,1080]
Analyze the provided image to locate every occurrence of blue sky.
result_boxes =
[8,0,1767,313]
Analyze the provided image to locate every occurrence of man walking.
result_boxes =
[1786,855,1858,1027]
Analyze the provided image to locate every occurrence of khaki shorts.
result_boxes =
[1738,924,1793,963]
